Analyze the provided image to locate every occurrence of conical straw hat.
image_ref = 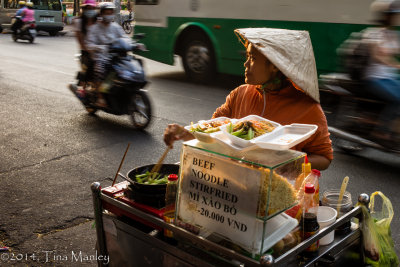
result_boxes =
[235,28,320,103]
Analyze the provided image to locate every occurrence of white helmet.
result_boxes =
[99,2,115,11]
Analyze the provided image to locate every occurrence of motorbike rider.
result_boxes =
[363,0,400,148]
[11,1,26,33]
[72,0,97,86]
[21,2,35,25]
[16,0,26,15]
[85,2,128,107]
[164,28,333,171]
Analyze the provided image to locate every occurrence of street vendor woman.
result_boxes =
[164,28,333,170]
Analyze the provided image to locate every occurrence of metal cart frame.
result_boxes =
[91,182,367,267]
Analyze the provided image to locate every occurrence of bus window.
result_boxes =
[135,0,158,5]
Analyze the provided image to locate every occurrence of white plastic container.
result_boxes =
[310,206,337,245]
[184,117,232,135]
[255,124,318,150]
[220,115,281,147]
[188,115,318,151]
[221,115,317,150]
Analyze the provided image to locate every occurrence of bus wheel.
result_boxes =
[182,32,216,83]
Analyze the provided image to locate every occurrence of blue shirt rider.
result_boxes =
[12,1,27,33]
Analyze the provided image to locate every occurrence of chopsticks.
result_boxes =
[112,143,131,186]
[150,146,171,174]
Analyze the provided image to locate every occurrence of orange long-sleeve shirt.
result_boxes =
[212,84,333,161]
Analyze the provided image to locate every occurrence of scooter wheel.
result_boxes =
[29,37,34,43]
[129,90,152,130]
[12,34,17,42]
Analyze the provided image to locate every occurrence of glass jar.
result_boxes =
[321,190,352,217]
[321,190,353,235]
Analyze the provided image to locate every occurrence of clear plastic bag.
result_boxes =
[359,191,399,267]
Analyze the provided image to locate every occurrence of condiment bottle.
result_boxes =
[163,174,178,239]
[295,155,312,191]
[305,169,321,205]
[286,156,312,221]
[301,183,320,254]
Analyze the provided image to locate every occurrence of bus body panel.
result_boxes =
[134,0,375,76]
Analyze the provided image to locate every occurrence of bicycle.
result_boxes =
[121,11,134,34]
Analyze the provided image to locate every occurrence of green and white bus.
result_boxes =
[134,0,375,81]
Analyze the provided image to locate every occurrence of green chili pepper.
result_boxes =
[232,127,245,136]
[136,173,148,178]
[247,127,254,140]
[227,123,233,133]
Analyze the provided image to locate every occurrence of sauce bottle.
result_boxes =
[286,156,312,221]
[163,174,178,239]
[295,155,312,191]
[305,169,321,205]
[301,183,320,254]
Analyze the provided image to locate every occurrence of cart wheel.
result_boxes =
[129,91,152,130]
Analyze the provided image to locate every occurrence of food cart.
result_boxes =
[91,123,369,266]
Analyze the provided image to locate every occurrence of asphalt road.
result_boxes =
[0,32,399,265]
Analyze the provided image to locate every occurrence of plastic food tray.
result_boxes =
[220,118,317,150]
[184,117,232,135]
[188,115,318,151]
[220,115,281,147]
[254,124,318,150]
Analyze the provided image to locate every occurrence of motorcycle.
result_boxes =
[320,73,400,154]
[121,11,134,34]
[12,17,36,43]
[68,36,152,130]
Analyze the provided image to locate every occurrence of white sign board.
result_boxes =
[176,145,264,252]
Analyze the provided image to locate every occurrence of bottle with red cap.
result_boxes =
[301,183,320,254]
[305,169,321,205]
[163,174,179,239]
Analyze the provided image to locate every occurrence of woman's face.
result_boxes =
[244,43,279,85]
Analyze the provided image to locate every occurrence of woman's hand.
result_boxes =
[163,123,194,148]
